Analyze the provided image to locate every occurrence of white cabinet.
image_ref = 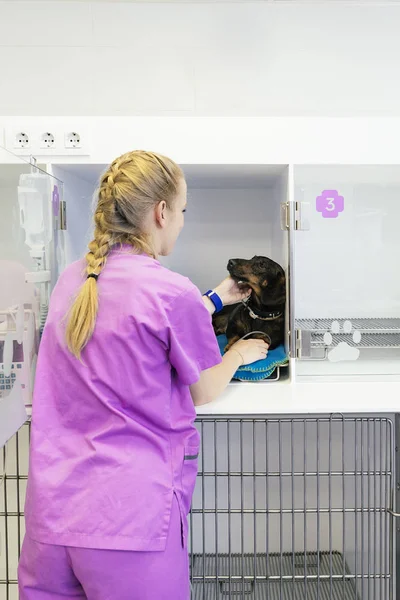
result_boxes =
[2,120,400,411]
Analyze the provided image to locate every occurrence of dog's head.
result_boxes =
[227,255,286,307]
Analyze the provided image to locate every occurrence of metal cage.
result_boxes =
[1,423,29,600]
[1,416,398,600]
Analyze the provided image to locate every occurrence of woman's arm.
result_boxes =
[190,339,268,406]
[193,278,267,405]
[190,349,242,406]
[202,295,216,315]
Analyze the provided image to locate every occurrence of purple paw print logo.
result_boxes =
[316,190,344,219]
[52,185,60,217]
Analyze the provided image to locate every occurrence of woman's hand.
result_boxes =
[228,338,269,366]
[190,338,269,406]
[214,277,251,307]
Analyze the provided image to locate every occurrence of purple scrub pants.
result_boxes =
[18,495,190,600]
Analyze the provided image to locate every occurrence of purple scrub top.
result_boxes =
[24,247,222,551]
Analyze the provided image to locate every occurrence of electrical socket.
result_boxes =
[15,131,30,149]
[37,128,88,155]
[4,128,32,155]
[65,131,81,149]
[40,132,56,149]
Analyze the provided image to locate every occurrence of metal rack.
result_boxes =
[189,416,396,599]
[295,318,400,359]
[297,318,400,334]
[191,553,358,599]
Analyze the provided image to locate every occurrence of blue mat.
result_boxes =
[217,334,288,381]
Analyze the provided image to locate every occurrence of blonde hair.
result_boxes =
[66,150,184,359]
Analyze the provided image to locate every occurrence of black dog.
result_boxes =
[212,255,286,352]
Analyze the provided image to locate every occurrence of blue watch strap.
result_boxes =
[204,289,223,313]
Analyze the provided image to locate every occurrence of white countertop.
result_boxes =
[24,379,400,419]
[196,379,400,415]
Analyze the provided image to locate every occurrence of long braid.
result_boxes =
[65,150,183,359]
[65,216,112,359]
[87,213,112,276]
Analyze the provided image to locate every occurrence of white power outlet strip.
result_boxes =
[4,127,90,156]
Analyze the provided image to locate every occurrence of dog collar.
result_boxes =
[241,300,282,321]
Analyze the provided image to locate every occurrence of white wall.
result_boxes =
[161,186,286,292]
[0,1,400,117]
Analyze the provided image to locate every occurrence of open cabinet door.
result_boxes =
[292,165,400,382]
[0,147,64,444]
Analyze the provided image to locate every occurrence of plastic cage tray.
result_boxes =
[190,551,358,599]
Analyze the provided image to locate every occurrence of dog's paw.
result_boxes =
[224,341,236,353]
[323,320,361,363]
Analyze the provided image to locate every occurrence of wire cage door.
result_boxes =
[1,423,29,600]
[189,416,396,600]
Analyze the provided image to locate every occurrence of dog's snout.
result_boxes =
[228,259,237,269]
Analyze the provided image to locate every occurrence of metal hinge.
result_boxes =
[294,201,311,231]
[296,329,326,360]
[59,201,67,230]
[280,202,290,230]
[296,329,311,358]
[281,201,311,231]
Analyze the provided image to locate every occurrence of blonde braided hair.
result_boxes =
[66,150,183,358]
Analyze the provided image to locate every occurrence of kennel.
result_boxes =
[1,416,398,600]
[1,121,400,600]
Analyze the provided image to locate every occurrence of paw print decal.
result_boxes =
[316,190,344,219]
[323,320,361,362]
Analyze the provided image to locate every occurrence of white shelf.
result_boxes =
[196,379,400,415]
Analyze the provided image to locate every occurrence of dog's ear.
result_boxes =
[261,272,286,306]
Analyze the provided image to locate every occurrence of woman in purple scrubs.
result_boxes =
[18,150,268,599]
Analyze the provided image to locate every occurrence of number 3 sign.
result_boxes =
[316,190,344,219]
